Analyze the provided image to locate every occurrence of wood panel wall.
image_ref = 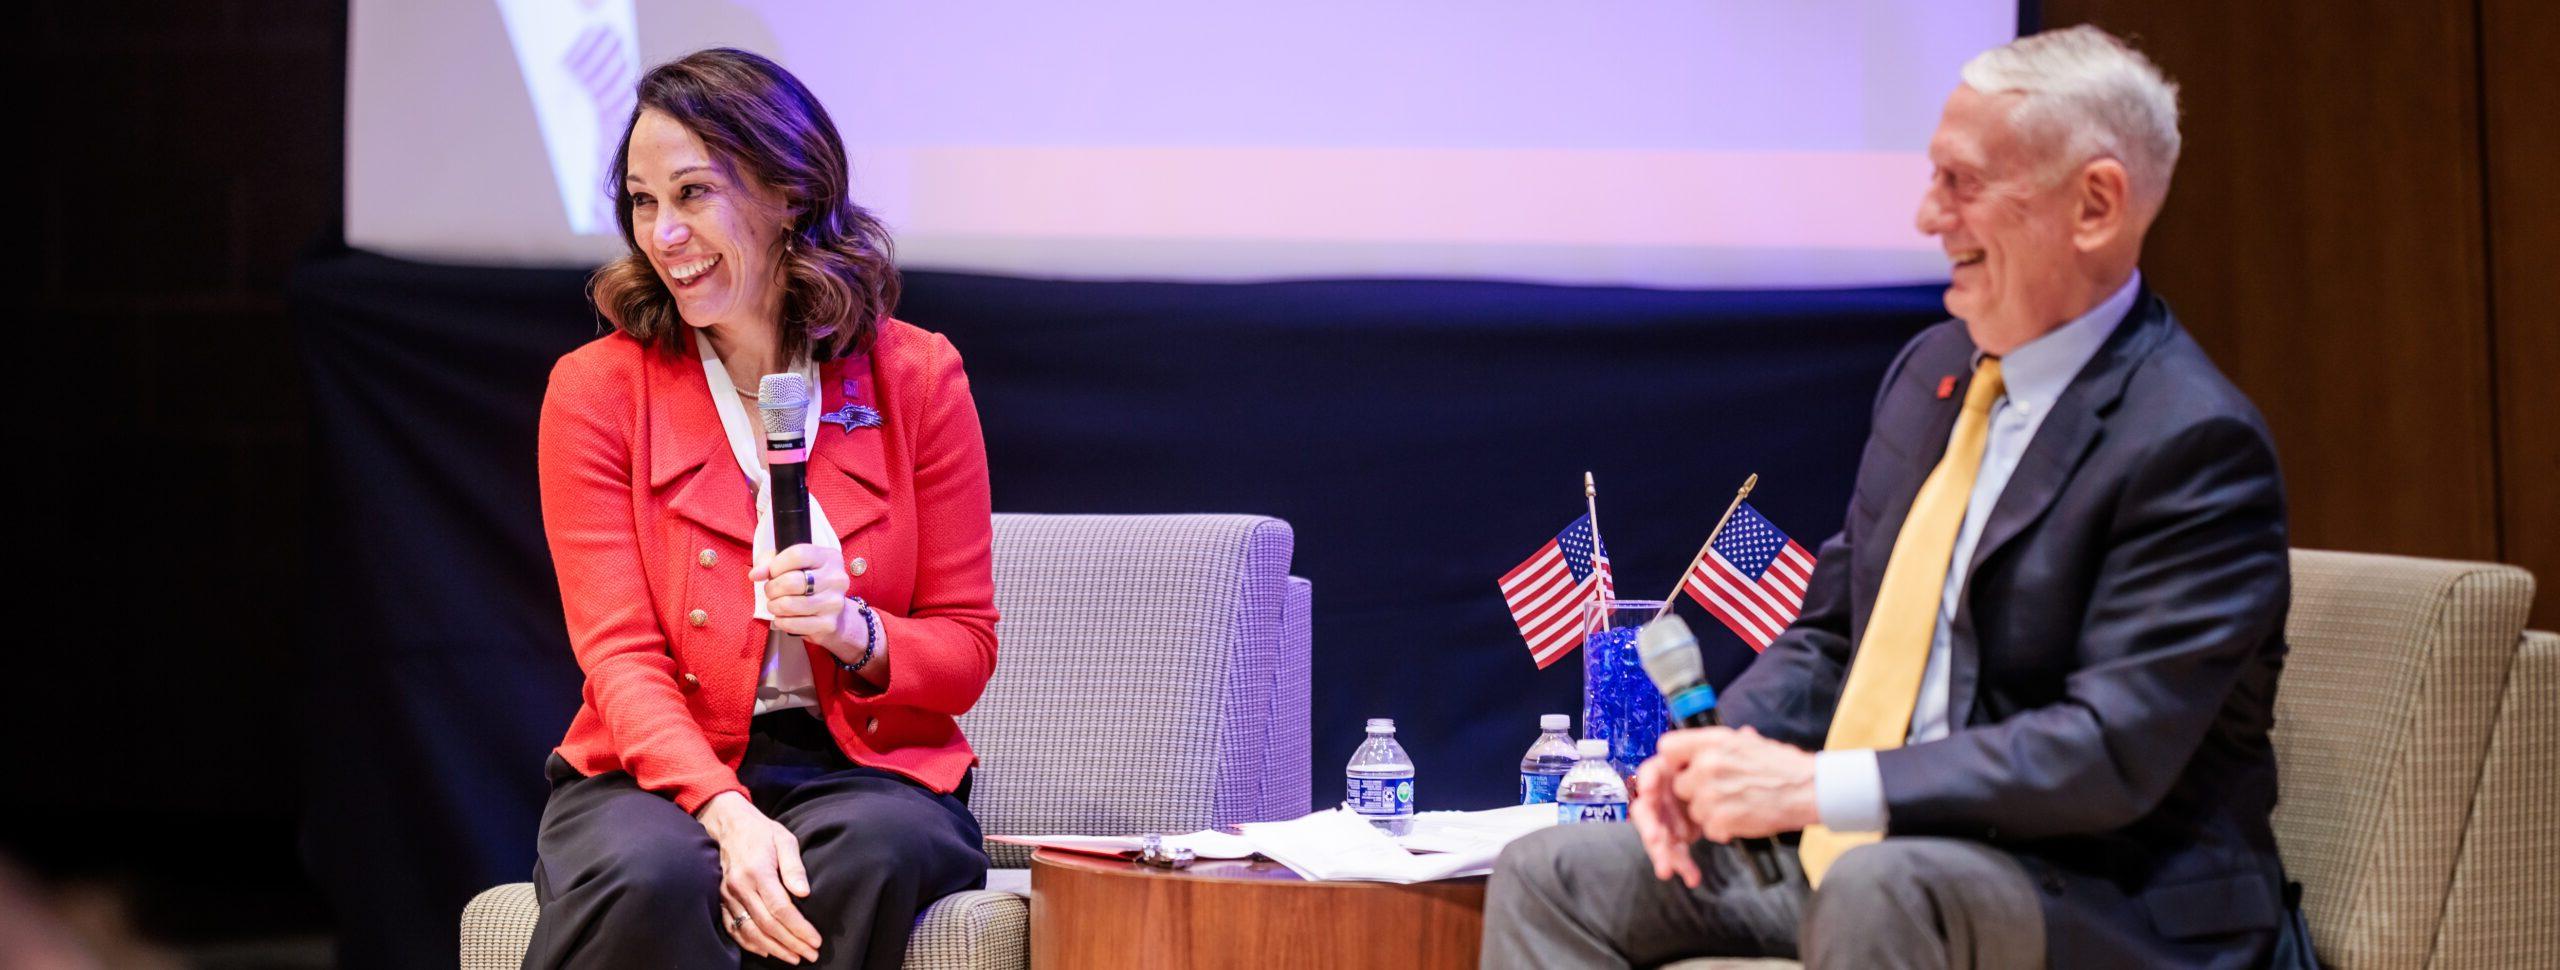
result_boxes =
[2039,0,2557,627]
[2480,0,2560,630]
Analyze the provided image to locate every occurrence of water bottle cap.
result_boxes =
[1540,714,1570,731]
[1576,738,1609,758]
[1366,718,1395,733]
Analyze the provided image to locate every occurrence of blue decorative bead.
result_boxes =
[1581,607,1670,779]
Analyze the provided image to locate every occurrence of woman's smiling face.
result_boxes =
[622,108,796,332]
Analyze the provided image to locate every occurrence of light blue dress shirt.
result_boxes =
[1811,272,2143,832]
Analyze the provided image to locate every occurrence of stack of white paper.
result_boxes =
[1238,804,1558,884]
[1395,803,1561,855]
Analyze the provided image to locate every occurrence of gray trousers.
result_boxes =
[1482,824,2045,970]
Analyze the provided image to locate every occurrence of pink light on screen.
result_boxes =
[857,146,1945,287]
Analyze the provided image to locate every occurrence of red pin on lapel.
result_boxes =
[1937,375,1958,399]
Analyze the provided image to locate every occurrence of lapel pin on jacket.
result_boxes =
[820,376,881,432]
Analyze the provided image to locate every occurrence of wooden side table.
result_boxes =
[1029,848,1489,970]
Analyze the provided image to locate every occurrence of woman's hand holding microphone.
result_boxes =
[751,544,875,674]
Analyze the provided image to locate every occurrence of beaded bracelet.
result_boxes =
[837,596,881,675]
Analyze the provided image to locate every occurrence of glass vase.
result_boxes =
[1580,598,1670,779]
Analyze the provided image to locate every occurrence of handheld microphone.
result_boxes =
[1637,615,1788,887]
[757,374,814,553]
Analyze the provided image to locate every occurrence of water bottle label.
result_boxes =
[1347,774,1414,816]
[1559,800,1628,824]
[1520,773,1561,805]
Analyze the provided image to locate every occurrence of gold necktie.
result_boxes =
[1798,357,2005,887]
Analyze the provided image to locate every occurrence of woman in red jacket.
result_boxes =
[523,48,997,970]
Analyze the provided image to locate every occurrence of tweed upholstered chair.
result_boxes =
[2270,550,2553,968]
[463,513,1314,970]
[1669,549,2555,970]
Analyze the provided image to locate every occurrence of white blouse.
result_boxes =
[696,331,840,716]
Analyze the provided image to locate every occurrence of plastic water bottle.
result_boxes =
[1346,717,1416,835]
[1519,714,1578,805]
[1556,738,1629,824]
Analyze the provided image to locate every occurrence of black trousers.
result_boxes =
[522,710,988,970]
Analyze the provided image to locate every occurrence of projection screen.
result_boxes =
[348,1,2015,287]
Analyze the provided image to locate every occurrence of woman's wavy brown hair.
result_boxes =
[589,48,899,361]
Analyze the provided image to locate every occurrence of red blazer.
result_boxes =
[536,319,999,813]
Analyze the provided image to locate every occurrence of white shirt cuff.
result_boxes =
[1813,749,1889,833]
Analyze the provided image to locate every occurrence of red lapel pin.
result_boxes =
[1936,375,1958,399]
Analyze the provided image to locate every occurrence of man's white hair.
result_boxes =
[1961,25,2182,211]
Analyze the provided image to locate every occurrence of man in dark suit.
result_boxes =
[1484,26,2304,970]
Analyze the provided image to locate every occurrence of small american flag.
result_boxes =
[1681,502,1813,651]
[1499,514,1615,668]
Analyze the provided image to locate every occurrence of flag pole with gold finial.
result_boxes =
[1583,471,1610,636]
[1655,473,1758,620]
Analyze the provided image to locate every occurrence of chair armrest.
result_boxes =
[905,890,1029,970]
[460,883,539,970]
[2430,630,2558,968]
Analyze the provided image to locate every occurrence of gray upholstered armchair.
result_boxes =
[2270,550,2553,968]
[463,513,1314,970]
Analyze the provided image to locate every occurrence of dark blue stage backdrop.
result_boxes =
[294,247,1941,968]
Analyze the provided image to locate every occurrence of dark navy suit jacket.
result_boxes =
[1721,290,2298,969]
